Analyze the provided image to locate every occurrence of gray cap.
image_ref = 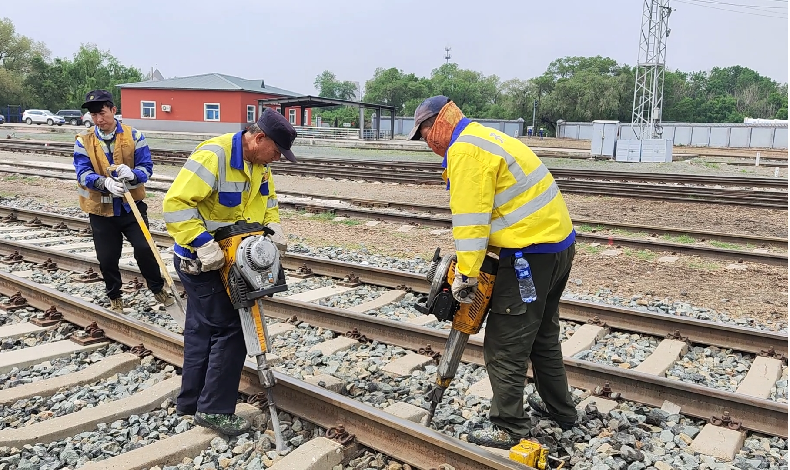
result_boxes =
[407,95,451,140]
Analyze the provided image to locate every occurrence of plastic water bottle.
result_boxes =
[514,251,537,303]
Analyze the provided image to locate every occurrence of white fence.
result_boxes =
[557,121,788,149]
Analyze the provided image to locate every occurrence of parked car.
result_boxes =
[0,114,4,125]
[56,110,83,126]
[22,110,65,126]
[82,112,124,127]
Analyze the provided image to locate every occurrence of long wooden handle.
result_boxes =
[106,164,186,326]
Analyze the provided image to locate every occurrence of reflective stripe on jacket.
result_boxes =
[162,131,279,258]
[446,120,574,277]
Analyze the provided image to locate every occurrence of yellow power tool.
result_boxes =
[213,222,288,451]
[414,247,498,424]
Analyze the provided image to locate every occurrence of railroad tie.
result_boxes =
[382,353,434,377]
[735,356,784,399]
[689,423,746,461]
[383,402,429,423]
[0,376,182,448]
[0,352,139,406]
[78,404,261,470]
[634,339,689,376]
[0,339,106,375]
[0,321,50,341]
[561,324,609,358]
[288,285,355,303]
[268,437,345,470]
[348,290,407,313]
[309,336,359,356]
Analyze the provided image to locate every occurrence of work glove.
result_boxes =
[265,222,288,253]
[114,164,135,182]
[451,266,478,304]
[104,178,127,197]
[196,240,225,272]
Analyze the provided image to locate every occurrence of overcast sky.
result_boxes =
[5,0,788,95]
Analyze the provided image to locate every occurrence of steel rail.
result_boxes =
[1,139,787,188]
[3,161,786,209]
[0,259,784,439]
[0,159,786,209]
[0,208,786,356]
[0,271,523,470]
[277,190,789,247]
[0,172,784,265]
[278,200,788,265]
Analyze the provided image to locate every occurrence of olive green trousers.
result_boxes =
[483,244,577,436]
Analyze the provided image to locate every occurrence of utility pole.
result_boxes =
[532,99,538,134]
[630,0,672,140]
[444,46,452,65]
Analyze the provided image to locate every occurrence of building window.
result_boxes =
[205,103,220,121]
[288,109,296,125]
[247,105,256,123]
[141,101,156,119]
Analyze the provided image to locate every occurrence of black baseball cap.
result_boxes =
[408,95,451,140]
[81,90,114,109]
[257,108,298,162]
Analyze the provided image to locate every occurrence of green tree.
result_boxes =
[428,63,500,118]
[314,70,357,100]
[0,17,50,73]
[363,67,429,116]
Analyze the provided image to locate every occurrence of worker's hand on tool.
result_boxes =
[452,267,478,304]
[104,178,127,197]
[113,164,135,182]
[196,240,225,271]
[265,222,288,253]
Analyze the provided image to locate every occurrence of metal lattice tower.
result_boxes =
[631,0,672,140]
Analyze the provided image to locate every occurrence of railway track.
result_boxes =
[0,160,785,266]
[0,206,785,445]
[0,275,523,470]
[1,139,787,208]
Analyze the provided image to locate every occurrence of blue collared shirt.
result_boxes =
[73,120,153,216]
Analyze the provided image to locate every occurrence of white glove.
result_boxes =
[265,222,288,253]
[114,164,135,181]
[451,266,478,304]
[104,178,126,197]
[196,240,225,272]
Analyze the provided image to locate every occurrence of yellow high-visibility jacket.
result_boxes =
[163,131,279,258]
[445,119,575,277]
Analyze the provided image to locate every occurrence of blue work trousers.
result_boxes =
[174,256,247,415]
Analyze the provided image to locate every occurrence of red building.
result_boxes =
[117,73,309,134]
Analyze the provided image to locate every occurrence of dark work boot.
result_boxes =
[527,393,575,431]
[194,412,251,436]
[467,425,521,449]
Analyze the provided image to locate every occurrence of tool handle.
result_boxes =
[106,165,186,326]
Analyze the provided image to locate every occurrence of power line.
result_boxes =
[682,0,787,10]
[675,0,788,17]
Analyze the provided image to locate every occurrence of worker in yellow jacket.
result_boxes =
[408,96,577,449]
[162,108,295,436]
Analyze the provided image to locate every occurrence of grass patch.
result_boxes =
[660,234,697,244]
[577,223,606,232]
[309,211,337,221]
[146,192,156,198]
[701,161,720,170]
[584,244,604,254]
[3,175,38,183]
[686,260,720,270]
[709,240,741,250]
[623,248,656,261]
[334,219,361,226]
